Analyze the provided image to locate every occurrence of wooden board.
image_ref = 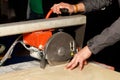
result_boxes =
[0,63,120,80]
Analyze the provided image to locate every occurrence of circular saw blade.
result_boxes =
[44,32,76,65]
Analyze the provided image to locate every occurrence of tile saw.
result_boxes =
[0,9,77,69]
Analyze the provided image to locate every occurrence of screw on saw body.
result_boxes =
[70,41,75,56]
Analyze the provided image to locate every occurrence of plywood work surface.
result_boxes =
[0,63,120,80]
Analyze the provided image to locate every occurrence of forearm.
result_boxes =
[75,0,112,13]
[87,17,120,54]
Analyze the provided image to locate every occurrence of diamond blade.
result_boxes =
[44,32,76,65]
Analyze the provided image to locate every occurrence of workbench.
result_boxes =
[0,62,120,80]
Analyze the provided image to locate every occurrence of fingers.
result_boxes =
[51,2,73,14]
[66,54,88,70]
[51,4,62,14]
[66,59,85,70]
[79,60,85,70]
[66,55,78,70]
[84,61,88,65]
[66,54,84,70]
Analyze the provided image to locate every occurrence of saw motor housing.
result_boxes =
[23,30,52,50]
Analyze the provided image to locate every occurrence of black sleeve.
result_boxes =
[87,17,120,54]
[82,0,112,12]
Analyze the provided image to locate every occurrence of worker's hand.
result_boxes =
[66,46,92,70]
[51,2,74,14]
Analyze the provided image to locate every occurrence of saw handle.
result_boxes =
[45,8,69,31]
[60,8,69,14]
[45,8,69,19]
[45,9,53,19]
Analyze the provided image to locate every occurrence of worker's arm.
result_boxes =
[66,17,120,70]
[51,0,112,14]
[87,17,120,54]
[82,0,112,12]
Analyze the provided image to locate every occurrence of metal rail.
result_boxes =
[0,14,86,37]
